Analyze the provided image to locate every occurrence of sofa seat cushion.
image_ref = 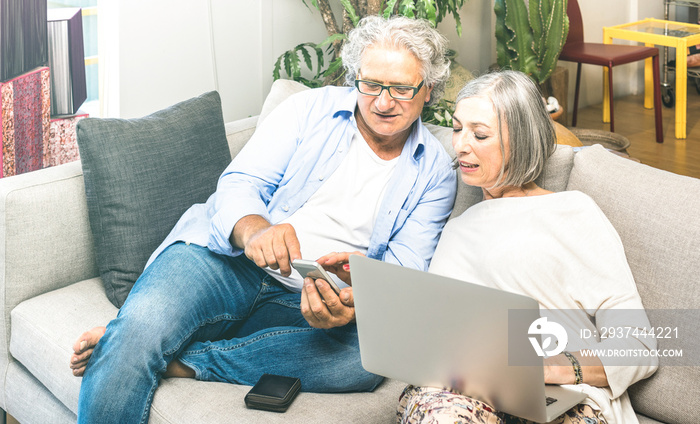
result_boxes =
[10,280,406,422]
[10,278,117,413]
[76,91,232,308]
[149,377,404,423]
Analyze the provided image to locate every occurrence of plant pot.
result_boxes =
[568,129,631,154]
[443,51,474,103]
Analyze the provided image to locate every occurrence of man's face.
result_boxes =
[355,45,433,147]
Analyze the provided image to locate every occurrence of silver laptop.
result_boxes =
[349,255,586,423]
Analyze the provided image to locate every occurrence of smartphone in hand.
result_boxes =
[292,259,341,295]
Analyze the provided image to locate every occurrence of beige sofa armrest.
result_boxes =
[0,161,99,394]
[0,161,99,297]
[0,115,259,407]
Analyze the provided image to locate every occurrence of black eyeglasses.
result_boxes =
[354,79,425,100]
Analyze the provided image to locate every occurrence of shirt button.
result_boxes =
[282,205,290,212]
[318,176,324,181]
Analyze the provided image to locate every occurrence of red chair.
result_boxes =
[558,0,663,143]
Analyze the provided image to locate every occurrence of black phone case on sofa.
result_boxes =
[244,374,301,413]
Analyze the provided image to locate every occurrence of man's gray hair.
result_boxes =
[455,70,556,188]
[341,15,450,106]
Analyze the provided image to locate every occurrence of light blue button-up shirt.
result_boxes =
[147,86,457,278]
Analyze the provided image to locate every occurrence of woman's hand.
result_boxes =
[544,351,609,387]
[315,251,364,285]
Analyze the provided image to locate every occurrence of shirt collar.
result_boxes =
[342,87,426,162]
[405,118,426,161]
[334,87,359,118]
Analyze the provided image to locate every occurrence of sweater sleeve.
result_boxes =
[564,193,658,398]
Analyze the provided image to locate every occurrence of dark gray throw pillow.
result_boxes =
[77,91,231,308]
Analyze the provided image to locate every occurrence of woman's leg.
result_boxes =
[77,243,268,424]
[551,405,604,424]
[396,386,604,424]
[396,385,503,424]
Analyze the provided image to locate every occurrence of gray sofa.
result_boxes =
[0,80,698,423]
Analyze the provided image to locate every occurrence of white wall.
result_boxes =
[209,0,332,121]
[100,0,217,118]
[436,0,494,77]
[100,0,334,120]
[99,0,666,122]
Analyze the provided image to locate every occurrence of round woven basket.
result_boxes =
[568,129,631,154]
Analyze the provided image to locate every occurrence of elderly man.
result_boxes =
[70,15,456,423]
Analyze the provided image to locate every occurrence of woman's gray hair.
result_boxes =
[455,70,556,188]
[341,15,450,106]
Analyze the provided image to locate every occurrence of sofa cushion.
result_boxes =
[259,79,310,124]
[567,145,700,423]
[76,92,231,307]
[9,279,405,422]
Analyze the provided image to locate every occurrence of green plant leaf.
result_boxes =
[529,0,543,46]
[398,0,416,19]
[283,52,293,78]
[340,0,360,26]
[318,33,347,48]
[273,56,282,80]
[321,56,345,83]
[536,0,568,82]
[503,0,538,77]
[449,0,464,36]
[415,0,437,25]
[494,0,515,68]
[298,44,313,71]
[422,99,455,127]
[313,45,325,78]
[383,0,400,18]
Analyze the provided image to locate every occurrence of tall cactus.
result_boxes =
[495,0,569,84]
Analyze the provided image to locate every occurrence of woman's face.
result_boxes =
[452,95,509,189]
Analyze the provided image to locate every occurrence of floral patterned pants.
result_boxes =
[397,386,604,424]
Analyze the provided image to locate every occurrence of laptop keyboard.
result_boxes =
[545,396,558,406]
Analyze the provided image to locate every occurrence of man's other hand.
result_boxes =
[301,277,355,329]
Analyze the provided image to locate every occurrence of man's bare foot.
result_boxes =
[70,326,106,377]
[163,359,196,379]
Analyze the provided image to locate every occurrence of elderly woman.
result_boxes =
[396,70,658,424]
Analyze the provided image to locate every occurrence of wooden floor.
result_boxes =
[572,88,700,179]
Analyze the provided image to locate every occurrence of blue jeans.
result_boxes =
[77,242,382,424]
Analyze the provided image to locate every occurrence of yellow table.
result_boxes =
[604,18,700,139]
